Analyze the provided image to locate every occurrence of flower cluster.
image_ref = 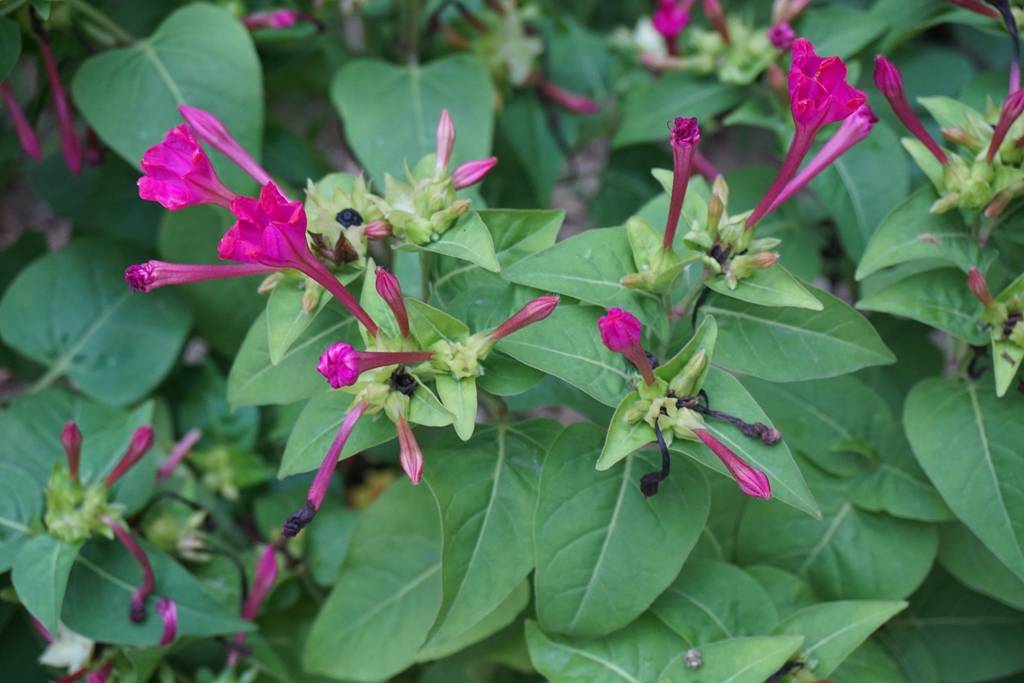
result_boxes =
[968,268,1024,396]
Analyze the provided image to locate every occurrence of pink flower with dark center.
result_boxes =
[156,428,202,481]
[104,426,155,488]
[37,39,82,174]
[987,90,1024,161]
[138,125,238,210]
[490,294,560,341]
[0,82,42,161]
[874,55,948,165]
[375,268,411,337]
[452,157,498,189]
[768,21,795,50]
[242,9,300,30]
[537,79,600,114]
[156,597,178,646]
[316,343,434,389]
[653,0,690,52]
[396,417,424,484]
[665,117,701,250]
[61,421,82,481]
[968,268,995,307]
[598,308,656,385]
[125,260,278,293]
[102,516,155,622]
[694,428,772,498]
[179,104,272,186]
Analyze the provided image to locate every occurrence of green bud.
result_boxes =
[384,391,411,422]
[432,339,482,380]
[623,398,651,424]
[44,464,119,543]
[668,349,708,397]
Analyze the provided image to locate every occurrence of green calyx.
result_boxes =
[379,156,470,245]
[621,216,690,294]
[305,174,384,260]
[430,335,492,380]
[44,464,119,544]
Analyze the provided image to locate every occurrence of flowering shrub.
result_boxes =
[1,1,1024,682]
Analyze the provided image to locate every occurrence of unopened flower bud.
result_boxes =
[968,268,995,307]
[694,428,772,498]
[668,349,708,397]
[61,421,83,481]
[364,219,392,239]
[452,157,498,189]
[316,343,434,389]
[435,109,456,174]
[490,294,559,342]
[104,426,155,487]
[396,417,424,484]
[375,268,410,337]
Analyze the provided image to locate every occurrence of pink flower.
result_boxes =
[598,308,656,385]
[125,260,277,293]
[156,428,202,481]
[316,343,434,389]
[229,545,278,666]
[694,428,772,498]
[653,0,690,49]
[283,403,368,537]
[242,9,300,30]
[179,104,272,186]
[987,90,1024,161]
[0,82,42,161]
[436,109,456,174]
[396,417,424,484]
[61,421,82,481]
[490,294,560,341]
[874,55,948,165]
[537,79,600,114]
[789,39,866,129]
[104,426,154,488]
[365,220,392,239]
[38,39,82,174]
[768,21,795,50]
[452,157,498,189]
[968,268,995,307]
[665,117,701,250]
[375,268,410,337]
[102,516,155,622]
[156,597,178,646]
[767,105,877,213]
[138,124,238,210]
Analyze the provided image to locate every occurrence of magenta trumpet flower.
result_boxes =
[125,260,278,293]
[104,426,155,488]
[37,39,82,175]
[987,90,1024,161]
[228,544,278,666]
[375,268,411,337]
[598,308,656,385]
[768,21,795,50]
[156,597,178,646]
[0,82,42,161]
[874,55,948,165]
[653,0,690,54]
[242,9,301,30]
[317,343,434,389]
[102,516,155,622]
[537,79,600,114]
[138,124,239,211]
[156,428,203,481]
[489,294,560,341]
[694,428,772,498]
[179,104,272,186]
[664,117,701,250]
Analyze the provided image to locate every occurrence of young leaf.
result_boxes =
[0,464,43,572]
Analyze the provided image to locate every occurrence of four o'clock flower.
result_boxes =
[453,157,499,189]
[874,55,948,165]
[652,0,690,54]
[317,342,434,389]
[488,294,560,341]
[693,428,772,498]
[0,82,42,161]
[125,260,278,293]
[987,90,1024,161]
[396,416,424,484]
[375,268,411,337]
[179,104,272,186]
[598,308,657,385]
[747,39,866,229]
[283,403,368,537]
[968,267,996,308]
[138,125,239,210]
[536,79,601,115]
[228,544,278,666]
[243,9,301,30]
[767,105,878,213]
[61,421,83,482]
[701,0,730,44]
[36,34,82,175]
[101,516,156,621]
[664,117,701,250]
[768,21,795,50]
[157,428,203,481]
[104,426,155,488]
[156,597,178,646]
[436,109,456,176]
[218,182,380,335]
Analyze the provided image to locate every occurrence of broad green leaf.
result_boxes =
[707,266,823,311]
[266,275,330,365]
[833,640,909,683]
[659,636,805,683]
[435,375,477,440]
[0,240,191,405]
[671,368,820,517]
[0,18,22,81]
[62,538,251,646]
[503,227,666,337]
[229,307,359,407]
[616,74,742,147]
[746,565,820,620]
[939,524,1024,611]
[774,600,908,677]
[858,268,987,344]
[904,377,1024,581]
[534,423,709,638]
[0,464,42,572]
[418,579,529,662]
[407,298,470,348]
[856,186,989,280]
[331,55,493,183]
[918,96,990,137]
[497,303,632,407]
[525,616,682,683]
[477,351,545,397]
[737,459,938,600]
[800,6,887,58]
[424,422,556,647]
[497,94,566,205]
[307,507,357,587]
[650,560,779,645]
[699,286,896,382]
[304,482,442,682]
[72,3,263,189]
[12,536,82,635]
[411,211,500,272]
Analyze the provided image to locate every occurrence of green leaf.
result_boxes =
[435,375,477,440]
[659,636,805,683]
[497,303,633,407]
[699,286,896,382]
[856,186,990,281]
[62,539,251,646]
[0,240,191,406]
[939,523,1024,611]
[616,74,743,147]
[800,6,887,58]
[497,94,566,205]
[534,423,709,637]
[503,226,666,337]
[418,579,529,662]
[774,600,908,677]
[707,266,823,311]
[650,559,779,645]
[746,565,821,620]
[407,298,470,348]
[671,368,820,517]
[229,307,359,407]
[424,422,556,647]
[413,211,500,272]
[858,268,987,344]
[0,17,22,81]
[303,481,442,682]
[993,338,1024,398]
[904,377,1024,581]
[0,464,43,572]
[12,536,82,635]
[330,55,493,183]
[72,3,263,189]
[832,640,909,683]
[525,616,682,683]
[266,275,330,365]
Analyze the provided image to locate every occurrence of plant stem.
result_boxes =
[64,0,135,45]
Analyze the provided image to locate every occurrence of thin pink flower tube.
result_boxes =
[179,104,273,186]
[694,428,772,498]
[104,426,155,488]
[228,544,278,666]
[316,343,434,389]
[874,55,948,165]
[37,39,82,174]
[664,117,701,250]
[125,261,278,293]
[0,82,42,160]
[156,428,203,481]
[102,516,155,622]
[489,294,560,341]
[396,416,424,484]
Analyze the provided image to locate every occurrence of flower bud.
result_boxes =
[874,55,948,165]
[375,268,411,337]
[104,426,155,488]
[668,349,708,397]
[968,268,995,307]
[694,428,772,498]
[452,157,498,189]
[598,308,642,352]
[156,597,178,646]
[61,421,83,481]
[364,219,392,239]
[396,417,424,484]
[435,109,456,174]
[768,21,795,50]
[987,90,1024,162]
[490,294,559,341]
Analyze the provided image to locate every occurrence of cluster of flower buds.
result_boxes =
[875,53,1024,217]
[305,174,390,268]
[968,268,1024,395]
[597,309,773,499]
